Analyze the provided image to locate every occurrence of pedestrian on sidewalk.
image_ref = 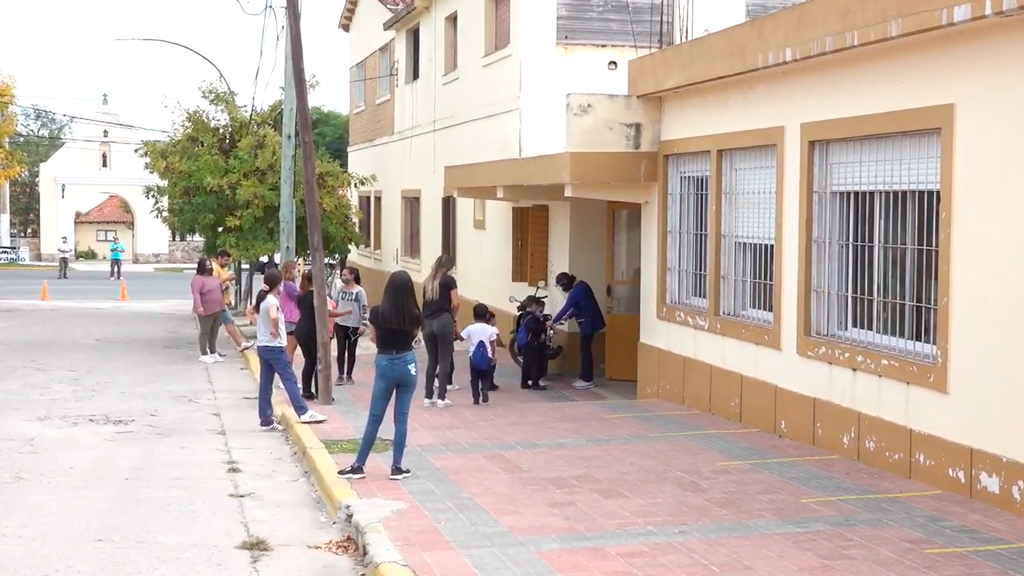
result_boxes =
[337,269,421,481]
[296,270,352,400]
[211,250,255,354]
[108,236,125,280]
[279,261,301,363]
[191,257,226,364]
[461,303,499,405]
[549,272,606,390]
[330,266,369,385]
[57,236,72,279]
[422,255,459,408]
[246,269,328,431]
[519,296,549,391]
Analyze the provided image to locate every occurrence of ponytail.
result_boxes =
[255,269,283,314]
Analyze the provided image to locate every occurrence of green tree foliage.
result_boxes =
[310,107,348,168]
[138,83,373,261]
[0,74,26,183]
[8,106,71,236]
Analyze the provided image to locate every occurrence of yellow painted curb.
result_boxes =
[241,349,416,576]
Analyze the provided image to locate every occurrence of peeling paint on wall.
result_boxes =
[948,467,967,483]
[1013,480,1023,502]
[978,471,1002,494]
[953,3,973,23]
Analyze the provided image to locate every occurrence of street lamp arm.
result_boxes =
[115,38,234,95]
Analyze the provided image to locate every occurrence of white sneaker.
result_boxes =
[447,383,461,391]
[299,410,328,424]
[423,398,436,407]
[199,355,216,364]
[210,354,225,363]
[238,341,255,352]
[571,379,595,390]
[436,399,453,409]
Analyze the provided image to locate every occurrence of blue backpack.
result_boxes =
[469,340,492,371]
[516,318,531,349]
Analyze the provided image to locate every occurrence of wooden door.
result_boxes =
[605,202,642,382]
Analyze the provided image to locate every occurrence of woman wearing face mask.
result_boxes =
[330,266,369,385]
[548,272,606,390]
[296,270,352,400]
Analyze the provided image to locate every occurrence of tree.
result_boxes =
[8,107,71,236]
[309,107,348,168]
[0,74,25,183]
[138,83,373,264]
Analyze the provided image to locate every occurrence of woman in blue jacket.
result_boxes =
[549,272,606,390]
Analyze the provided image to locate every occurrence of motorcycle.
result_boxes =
[507,281,564,372]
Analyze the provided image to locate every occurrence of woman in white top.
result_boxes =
[246,269,327,431]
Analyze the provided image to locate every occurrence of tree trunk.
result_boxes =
[241,260,257,309]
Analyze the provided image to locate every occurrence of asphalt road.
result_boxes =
[0,301,358,576]
[0,269,195,301]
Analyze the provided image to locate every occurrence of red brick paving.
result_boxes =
[291,351,1024,576]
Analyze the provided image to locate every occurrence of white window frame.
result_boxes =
[377,45,391,98]
[665,152,711,311]
[810,130,941,363]
[719,145,777,326]
[354,61,366,109]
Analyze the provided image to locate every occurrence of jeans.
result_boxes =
[58,257,69,278]
[109,259,122,279]
[197,312,223,355]
[423,313,454,400]
[334,324,360,378]
[579,333,595,383]
[355,351,417,467]
[257,345,309,427]
[469,366,491,402]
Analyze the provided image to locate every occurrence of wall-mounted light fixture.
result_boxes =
[607,60,618,71]
[61,184,65,200]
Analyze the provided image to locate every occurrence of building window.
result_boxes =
[441,196,456,265]
[665,152,710,310]
[377,44,391,97]
[406,26,421,83]
[401,195,421,260]
[511,205,549,286]
[353,61,366,108]
[96,229,117,242]
[357,195,371,248]
[810,130,940,362]
[486,0,511,55]
[444,12,459,75]
[720,145,777,325]
[473,198,486,230]
[373,196,382,251]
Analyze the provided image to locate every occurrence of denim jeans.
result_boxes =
[257,345,309,427]
[355,351,418,467]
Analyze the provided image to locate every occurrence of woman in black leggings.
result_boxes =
[330,267,369,385]
[295,270,351,399]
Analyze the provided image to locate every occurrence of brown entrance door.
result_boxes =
[604,202,642,382]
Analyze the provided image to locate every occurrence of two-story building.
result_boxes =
[341,0,796,381]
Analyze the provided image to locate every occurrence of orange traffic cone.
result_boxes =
[119,280,130,302]
[40,280,49,301]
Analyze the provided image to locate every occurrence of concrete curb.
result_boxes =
[241,349,416,576]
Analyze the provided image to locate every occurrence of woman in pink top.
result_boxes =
[191,257,227,364]
[279,261,302,362]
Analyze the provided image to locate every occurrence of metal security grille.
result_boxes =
[720,145,777,325]
[810,131,941,362]
[666,152,711,310]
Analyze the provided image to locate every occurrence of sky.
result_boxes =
[0,0,351,137]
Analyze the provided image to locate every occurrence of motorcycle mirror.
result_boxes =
[537,280,547,289]
[508,295,516,303]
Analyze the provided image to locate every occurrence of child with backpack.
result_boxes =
[516,296,548,391]
[460,303,500,405]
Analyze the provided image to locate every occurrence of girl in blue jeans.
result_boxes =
[246,269,328,431]
[338,270,422,481]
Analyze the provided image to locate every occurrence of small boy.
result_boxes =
[518,296,548,391]
[461,303,499,405]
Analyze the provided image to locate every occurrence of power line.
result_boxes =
[13,133,147,145]
[2,102,172,134]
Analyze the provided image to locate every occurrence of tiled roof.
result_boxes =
[378,0,412,11]
[75,196,133,224]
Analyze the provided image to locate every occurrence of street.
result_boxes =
[0,268,193,301]
[0,299,358,576]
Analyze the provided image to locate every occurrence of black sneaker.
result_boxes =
[389,465,412,480]
[520,382,531,390]
[337,464,366,479]
[487,384,500,391]
[473,398,480,405]
[301,392,316,401]
[481,393,490,405]
[531,382,548,391]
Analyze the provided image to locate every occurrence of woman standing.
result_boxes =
[550,272,606,390]
[421,255,458,408]
[191,257,226,364]
[296,270,352,400]
[246,269,328,430]
[279,261,302,363]
[337,270,422,481]
[330,266,370,385]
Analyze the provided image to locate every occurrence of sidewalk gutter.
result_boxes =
[241,349,416,576]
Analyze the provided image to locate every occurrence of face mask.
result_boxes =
[341,275,353,285]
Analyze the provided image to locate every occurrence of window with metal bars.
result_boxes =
[720,145,776,325]
[665,152,710,310]
[402,196,421,260]
[810,130,940,362]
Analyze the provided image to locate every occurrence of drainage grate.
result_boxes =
[537,390,578,403]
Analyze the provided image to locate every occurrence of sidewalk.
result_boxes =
[301,347,1024,576]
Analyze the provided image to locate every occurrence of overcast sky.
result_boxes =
[1,0,351,136]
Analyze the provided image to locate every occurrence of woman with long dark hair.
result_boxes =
[549,272,606,390]
[337,269,422,481]
[421,255,458,408]
[295,270,352,400]
[246,269,328,430]
[330,266,369,385]
[191,257,226,364]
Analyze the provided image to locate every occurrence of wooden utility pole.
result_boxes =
[286,0,333,404]
[278,21,297,262]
